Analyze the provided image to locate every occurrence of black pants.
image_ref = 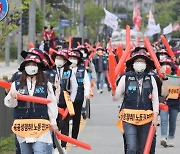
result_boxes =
[56,113,70,148]
[72,101,83,139]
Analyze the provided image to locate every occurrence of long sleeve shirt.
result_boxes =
[113,75,159,114]
[4,78,58,143]
[70,67,91,102]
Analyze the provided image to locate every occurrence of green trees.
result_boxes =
[84,1,104,41]
[155,0,180,37]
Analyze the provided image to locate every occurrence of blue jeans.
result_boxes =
[160,108,179,139]
[123,122,151,154]
[96,72,105,90]
[20,141,53,154]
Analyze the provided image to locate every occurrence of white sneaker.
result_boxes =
[167,138,174,147]
[97,90,100,93]
[160,137,168,147]
[62,147,67,154]
[53,148,59,154]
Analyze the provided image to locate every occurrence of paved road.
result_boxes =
[1,62,180,154]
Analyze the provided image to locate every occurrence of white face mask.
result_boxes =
[159,55,167,60]
[80,49,85,54]
[25,65,38,75]
[55,59,65,67]
[83,53,87,58]
[70,59,78,67]
[133,62,146,73]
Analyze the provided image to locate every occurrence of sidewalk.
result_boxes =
[0,61,19,79]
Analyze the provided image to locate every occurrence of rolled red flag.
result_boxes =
[117,45,123,61]
[62,108,69,120]
[126,25,131,46]
[17,94,51,105]
[55,130,91,150]
[58,108,65,115]
[29,42,34,49]
[108,52,117,93]
[159,103,168,112]
[77,41,81,46]
[68,36,72,51]
[161,35,175,58]
[143,125,156,154]
[0,80,11,90]
[144,37,163,78]
[115,45,131,79]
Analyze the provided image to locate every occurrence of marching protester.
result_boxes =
[77,45,96,119]
[49,26,56,49]
[159,58,180,147]
[42,26,50,53]
[112,49,159,154]
[4,55,58,154]
[68,49,90,141]
[93,46,108,94]
[51,49,72,153]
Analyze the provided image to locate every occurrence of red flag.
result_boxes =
[0,2,2,12]
[173,24,180,32]
[133,3,142,31]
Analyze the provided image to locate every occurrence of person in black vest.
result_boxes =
[68,49,90,141]
[112,50,159,154]
[4,55,58,154]
[120,47,168,154]
[51,49,72,153]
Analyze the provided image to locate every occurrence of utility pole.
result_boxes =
[5,35,10,66]
[79,0,84,44]
[17,0,22,64]
[41,0,46,24]
[28,0,36,45]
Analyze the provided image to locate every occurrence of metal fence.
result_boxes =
[0,88,13,138]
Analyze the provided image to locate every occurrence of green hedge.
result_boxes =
[0,134,15,152]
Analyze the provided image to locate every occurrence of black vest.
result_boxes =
[58,69,72,108]
[13,80,49,120]
[74,66,85,103]
[122,72,153,110]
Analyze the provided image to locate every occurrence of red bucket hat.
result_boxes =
[126,51,155,69]
[19,55,45,71]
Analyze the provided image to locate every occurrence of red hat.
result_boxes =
[126,51,155,69]
[51,49,71,65]
[19,55,45,71]
[21,48,44,60]
[68,51,81,58]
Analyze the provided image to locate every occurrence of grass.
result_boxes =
[0,134,15,153]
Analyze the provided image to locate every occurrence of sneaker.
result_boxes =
[97,90,100,94]
[100,89,103,94]
[53,148,59,154]
[62,147,67,154]
[160,137,168,147]
[167,138,174,147]
[82,113,87,120]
